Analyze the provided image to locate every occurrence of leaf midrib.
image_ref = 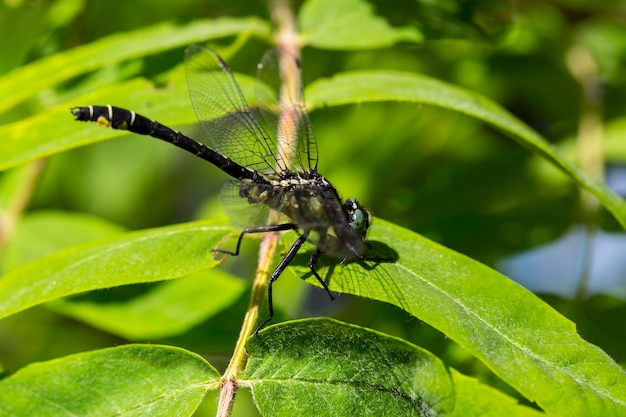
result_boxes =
[394,262,626,407]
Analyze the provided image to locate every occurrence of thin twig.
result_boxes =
[565,44,603,301]
[216,1,301,415]
[0,160,44,255]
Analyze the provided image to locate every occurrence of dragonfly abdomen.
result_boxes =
[71,105,259,182]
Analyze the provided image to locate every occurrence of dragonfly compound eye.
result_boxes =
[344,198,371,237]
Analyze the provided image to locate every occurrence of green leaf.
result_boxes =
[1,210,125,271]
[408,1,513,41]
[0,17,270,113]
[0,68,258,171]
[244,318,454,417]
[305,71,626,229]
[51,269,247,339]
[605,117,626,162]
[0,344,218,416]
[0,74,189,171]
[291,219,626,416]
[0,220,232,321]
[0,211,246,339]
[299,0,422,49]
[449,370,545,417]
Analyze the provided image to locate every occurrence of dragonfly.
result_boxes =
[71,45,374,333]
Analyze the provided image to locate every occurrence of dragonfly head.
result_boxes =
[343,198,372,238]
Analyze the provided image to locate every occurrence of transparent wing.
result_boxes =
[219,180,277,229]
[255,48,318,172]
[185,45,278,173]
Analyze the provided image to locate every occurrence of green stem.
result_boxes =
[0,161,44,256]
[216,1,301,415]
[566,44,604,301]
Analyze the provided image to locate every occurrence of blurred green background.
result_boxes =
[1,0,625,414]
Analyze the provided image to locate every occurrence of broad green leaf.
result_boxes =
[244,318,454,417]
[0,73,188,171]
[291,219,626,416]
[299,0,421,49]
[1,210,125,271]
[0,69,257,171]
[0,211,246,339]
[449,370,545,417]
[0,17,270,113]
[406,0,513,41]
[606,117,626,162]
[0,344,218,416]
[305,71,626,229]
[51,269,247,339]
[0,220,232,321]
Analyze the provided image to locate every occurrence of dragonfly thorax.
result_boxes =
[237,169,371,260]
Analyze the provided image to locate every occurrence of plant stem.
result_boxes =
[216,1,300,415]
[566,44,603,301]
[217,233,280,414]
[0,161,44,255]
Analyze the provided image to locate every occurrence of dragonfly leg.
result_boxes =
[307,248,335,301]
[340,251,393,266]
[213,223,297,256]
[254,230,309,335]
